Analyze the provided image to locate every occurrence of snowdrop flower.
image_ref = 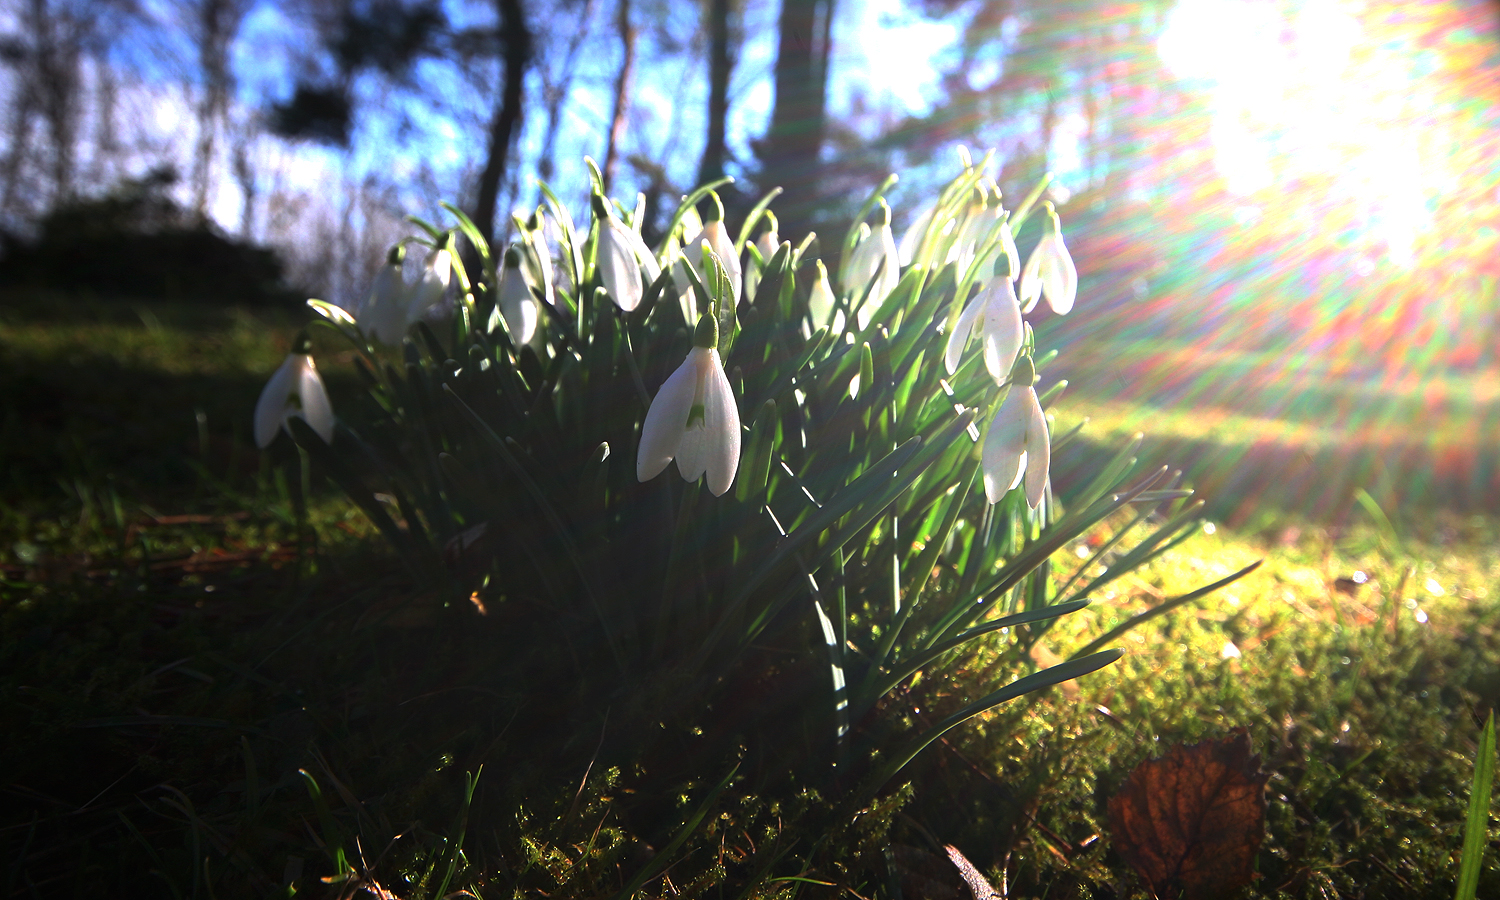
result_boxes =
[406,239,453,323]
[637,313,742,496]
[981,356,1049,508]
[358,244,409,346]
[951,187,1018,288]
[842,200,899,329]
[897,200,937,266]
[665,236,699,325]
[806,260,844,333]
[744,212,779,302]
[520,209,556,307]
[593,194,656,312]
[944,273,1024,382]
[254,331,334,448]
[753,214,779,263]
[679,193,742,308]
[491,245,539,344]
[1018,203,1077,315]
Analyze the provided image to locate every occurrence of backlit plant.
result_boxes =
[263,154,1246,894]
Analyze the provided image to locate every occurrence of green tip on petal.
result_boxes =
[877,198,891,226]
[996,253,1015,281]
[590,193,611,219]
[1010,354,1037,387]
[292,329,314,355]
[504,245,524,268]
[693,312,719,349]
[526,208,542,230]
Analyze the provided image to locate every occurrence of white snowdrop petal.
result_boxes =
[623,224,661,283]
[703,221,742,306]
[700,351,742,496]
[407,249,451,321]
[981,391,1029,504]
[808,269,837,329]
[253,355,299,449]
[600,219,644,311]
[675,419,712,484]
[898,202,935,266]
[1023,389,1050,509]
[981,285,1025,382]
[297,357,336,444]
[1049,233,1078,315]
[944,293,984,375]
[840,223,872,290]
[1039,234,1072,315]
[637,349,704,482]
[1018,244,1044,314]
[499,272,538,343]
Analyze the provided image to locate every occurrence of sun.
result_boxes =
[1156,0,1464,268]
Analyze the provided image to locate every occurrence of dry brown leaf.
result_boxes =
[1107,728,1269,900]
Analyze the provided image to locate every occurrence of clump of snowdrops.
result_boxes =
[254,154,1243,889]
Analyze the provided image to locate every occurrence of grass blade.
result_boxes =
[849,650,1123,806]
[1456,711,1496,900]
[1067,561,1262,661]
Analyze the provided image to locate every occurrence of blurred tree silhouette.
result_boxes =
[0,167,295,305]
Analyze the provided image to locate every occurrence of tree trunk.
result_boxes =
[191,0,244,221]
[602,0,634,192]
[33,0,81,204]
[696,0,734,187]
[473,0,533,252]
[759,0,833,242]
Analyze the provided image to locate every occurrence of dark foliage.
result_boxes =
[0,169,297,306]
[268,84,353,144]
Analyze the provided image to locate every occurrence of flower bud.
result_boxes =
[1010,354,1037,387]
[694,311,719,349]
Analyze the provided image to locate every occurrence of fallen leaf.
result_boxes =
[889,844,966,900]
[944,844,1000,900]
[1107,728,1269,900]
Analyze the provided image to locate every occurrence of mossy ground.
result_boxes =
[2,293,1497,898]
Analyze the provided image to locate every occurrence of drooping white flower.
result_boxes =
[254,333,334,448]
[745,213,780,303]
[637,314,742,496]
[897,200,937,266]
[491,245,539,344]
[358,244,410,345]
[754,220,779,263]
[593,195,646,311]
[950,187,1019,288]
[981,366,1049,509]
[680,211,742,308]
[1018,203,1077,315]
[665,236,699,325]
[842,200,900,330]
[520,210,556,307]
[944,276,1024,382]
[406,241,453,323]
[806,260,844,333]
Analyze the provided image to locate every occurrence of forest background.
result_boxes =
[5,0,1500,526]
[1,0,1494,333]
